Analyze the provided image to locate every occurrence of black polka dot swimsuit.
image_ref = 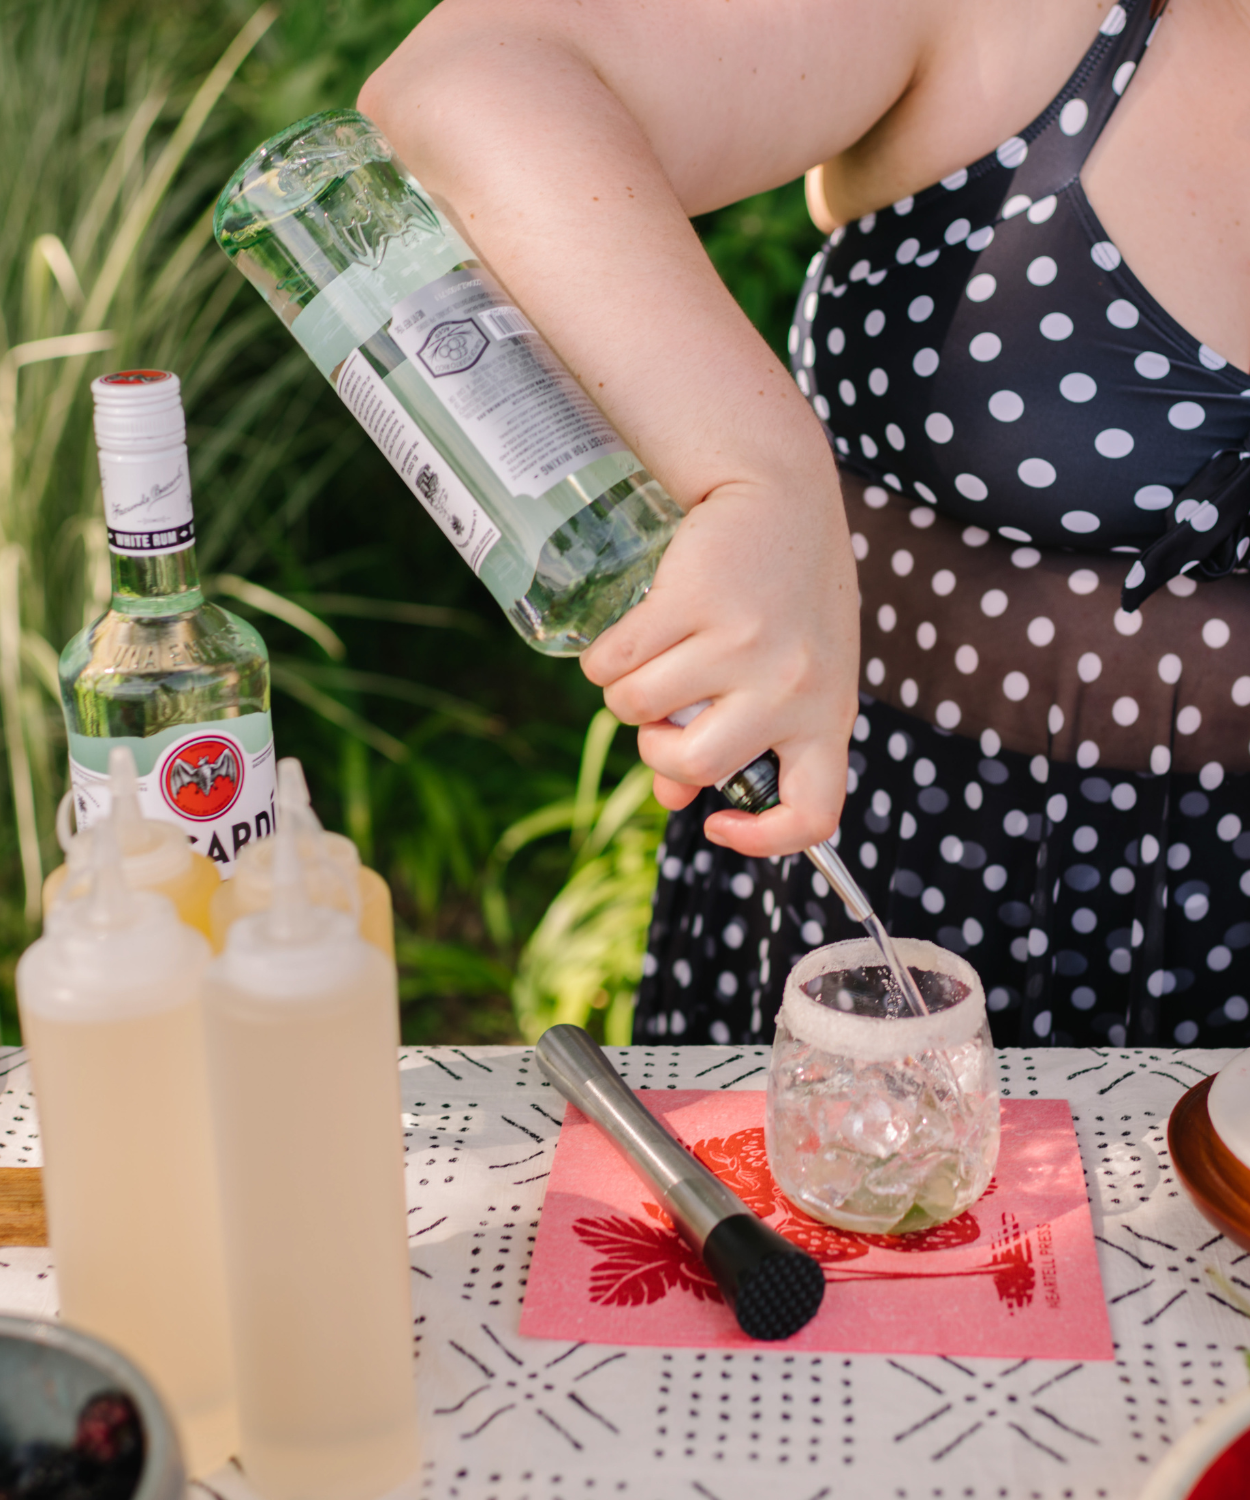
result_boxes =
[792,0,1250,565]
[635,0,1250,1053]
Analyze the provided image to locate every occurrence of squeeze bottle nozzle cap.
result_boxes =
[48,750,191,911]
[85,816,137,932]
[30,820,202,1007]
[107,746,156,857]
[221,757,368,992]
[264,757,321,945]
[277,756,322,834]
[270,756,360,918]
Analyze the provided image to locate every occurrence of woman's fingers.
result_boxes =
[702,737,849,854]
[583,433,861,854]
[652,772,703,811]
[635,701,771,795]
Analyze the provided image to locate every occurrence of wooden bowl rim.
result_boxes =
[1167,1074,1250,1253]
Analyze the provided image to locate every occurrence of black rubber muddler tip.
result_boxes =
[702,1215,826,1341]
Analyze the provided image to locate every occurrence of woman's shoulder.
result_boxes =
[365,0,1104,217]
[813,0,1127,228]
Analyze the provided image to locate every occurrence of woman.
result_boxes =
[362,0,1250,1048]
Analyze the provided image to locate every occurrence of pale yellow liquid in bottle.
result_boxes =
[20,983,237,1474]
[204,937,417,1500]
[208,840,393,957]
[43,849,220,939]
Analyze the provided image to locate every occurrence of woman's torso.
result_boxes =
[793,0,1250,773]
[634,0,1250,1054]
[798,0,1250,554]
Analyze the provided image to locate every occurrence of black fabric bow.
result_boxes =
[1122,447,1250,612]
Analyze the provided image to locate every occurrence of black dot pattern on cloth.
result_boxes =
[634,696,1250,1051]
[789,0,1250,556]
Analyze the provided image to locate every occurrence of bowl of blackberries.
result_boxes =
[0,1315,181,1500]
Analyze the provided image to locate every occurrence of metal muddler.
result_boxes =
[535,1024,825,1341]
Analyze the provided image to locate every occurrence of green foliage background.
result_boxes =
[0,0,821,1045]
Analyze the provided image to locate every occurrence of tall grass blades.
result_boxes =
[0,0,277,936]
[487,710,667,1045]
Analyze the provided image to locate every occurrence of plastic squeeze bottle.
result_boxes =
[202,781,417,1500]
[208,758,393,957]
[44,746,220,937]
[16,823,237,1475]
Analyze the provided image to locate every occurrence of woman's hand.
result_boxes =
[581,459,861,857]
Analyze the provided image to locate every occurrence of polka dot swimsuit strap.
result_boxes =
[791,0,1250,567]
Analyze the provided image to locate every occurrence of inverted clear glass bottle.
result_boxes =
[214,109,683,655]
[213,120,923,997]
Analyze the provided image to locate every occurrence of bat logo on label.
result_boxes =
[160,735,244,820]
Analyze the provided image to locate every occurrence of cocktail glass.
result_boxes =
[766,937,1000,1234]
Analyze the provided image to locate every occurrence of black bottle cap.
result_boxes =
[702,1214,826,1341]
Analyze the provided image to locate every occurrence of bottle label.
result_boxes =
[289,231,469,381]
[335,352,502,575]
[68,713,276,878]
[388,267,628,498]
[99,447,196,556]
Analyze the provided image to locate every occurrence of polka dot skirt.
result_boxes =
[635,689,1250,1051]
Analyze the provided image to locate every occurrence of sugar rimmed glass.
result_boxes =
[766,937,1000,1234]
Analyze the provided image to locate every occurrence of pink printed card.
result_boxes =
[520,1092,1113,1360]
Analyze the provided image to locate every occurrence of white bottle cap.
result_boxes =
[91,369,186,454]
[91,370,194,555]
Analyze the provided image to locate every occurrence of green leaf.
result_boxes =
[211,573,346,659]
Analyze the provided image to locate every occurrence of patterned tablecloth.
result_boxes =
[0,1043,1247,1500]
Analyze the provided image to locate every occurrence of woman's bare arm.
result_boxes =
[358,0,934,854]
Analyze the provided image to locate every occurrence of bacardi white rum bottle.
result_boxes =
[214,110,683,655]
[60,370,276,877]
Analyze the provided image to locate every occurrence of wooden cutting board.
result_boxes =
[0,1167,47,1245]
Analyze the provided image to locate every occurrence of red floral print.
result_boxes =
[573,1125,1037,1313]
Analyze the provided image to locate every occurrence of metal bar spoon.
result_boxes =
[667,706,965,1103]
[668,703,929,1019]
